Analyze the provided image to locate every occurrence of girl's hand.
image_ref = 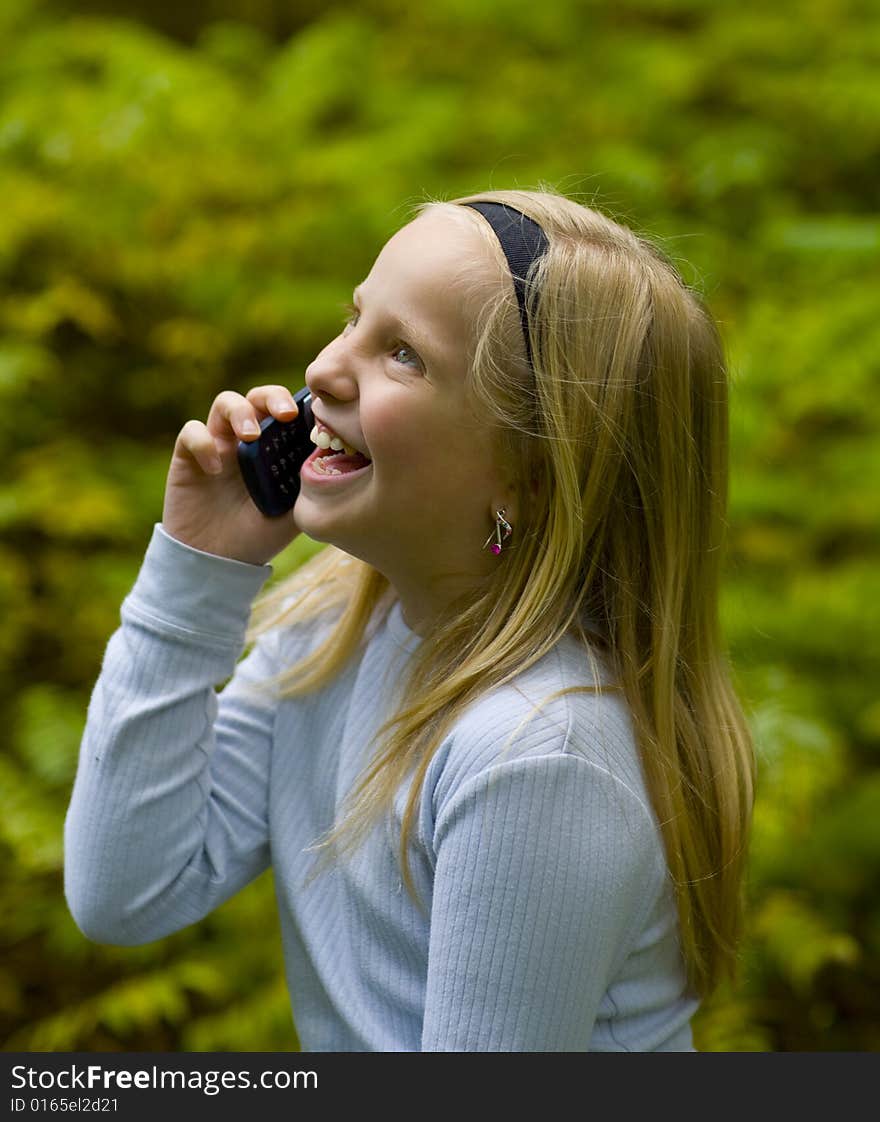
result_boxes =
[162,385,303,566]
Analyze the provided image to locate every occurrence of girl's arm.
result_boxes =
[421,751,666,1051]
[63,524,281,945]
[65,383,303,943]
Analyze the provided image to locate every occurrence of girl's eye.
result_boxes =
[391,344,421,368]
[341,304,423,371]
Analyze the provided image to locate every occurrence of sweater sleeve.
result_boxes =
[421,751,661,1051]
[63,523,280,946]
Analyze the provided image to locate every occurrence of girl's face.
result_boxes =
[295,209,515,635]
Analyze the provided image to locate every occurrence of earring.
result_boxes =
[482,509,513,555]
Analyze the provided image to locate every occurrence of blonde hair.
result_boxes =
[246,186,756,999]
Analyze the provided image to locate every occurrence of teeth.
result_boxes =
[310,424,358,457]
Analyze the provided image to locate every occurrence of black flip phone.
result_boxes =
[237,386,315,517]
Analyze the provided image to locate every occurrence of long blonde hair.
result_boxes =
[246,187,756,999]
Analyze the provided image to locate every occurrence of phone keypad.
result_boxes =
[260,422,302,490]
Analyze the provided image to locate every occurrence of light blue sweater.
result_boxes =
[64,524,698,1051]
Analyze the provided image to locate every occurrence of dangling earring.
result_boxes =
[482,509,513,555]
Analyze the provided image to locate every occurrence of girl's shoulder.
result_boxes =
[423,633,648,821]
[263,580,395,659]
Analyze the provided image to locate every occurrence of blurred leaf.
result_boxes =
[767,217,880,254]
[0,754,64,873]
[754,891,861,996]
[16,684,85,788]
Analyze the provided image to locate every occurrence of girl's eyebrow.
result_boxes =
[352,285,439,362]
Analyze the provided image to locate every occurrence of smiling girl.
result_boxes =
[64,188,756,1051]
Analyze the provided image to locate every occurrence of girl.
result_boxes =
[64,188,756,1052]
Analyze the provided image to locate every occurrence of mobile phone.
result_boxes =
[237,385,315,517]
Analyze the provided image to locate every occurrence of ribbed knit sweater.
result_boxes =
[64,524,699,1051]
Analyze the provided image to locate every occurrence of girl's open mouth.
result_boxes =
[301,445,373,483]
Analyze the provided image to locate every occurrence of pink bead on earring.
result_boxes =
[482,509,513,555]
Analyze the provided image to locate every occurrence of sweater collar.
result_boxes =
[386,599,423,653]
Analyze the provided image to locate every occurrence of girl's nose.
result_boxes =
[305,335,358,402]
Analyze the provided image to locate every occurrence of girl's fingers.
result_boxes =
[206,391,260,441]
[206,387,299,442]
[176,419,223,475]
[245,384,299,420]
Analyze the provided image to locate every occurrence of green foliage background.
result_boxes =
[2,0,878,1051]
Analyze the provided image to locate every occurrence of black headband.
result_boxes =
[462,200,549,368]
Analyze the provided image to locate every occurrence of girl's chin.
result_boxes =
[293,494,366,545]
